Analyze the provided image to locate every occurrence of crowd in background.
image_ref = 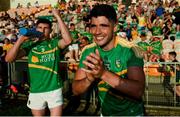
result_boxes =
[0,0,180,112]
[0,0,179,63]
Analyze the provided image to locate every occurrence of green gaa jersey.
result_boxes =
[21,37,62,93]
[70,30,79,41]
[152,26,162,36]
[79,37,144,116]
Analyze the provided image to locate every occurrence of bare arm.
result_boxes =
[135,9,140,18]
[101,66,145,100]
[72,68,95,95]
[5,36,28,62]
[147,16,152,29]
[52,9,72,49]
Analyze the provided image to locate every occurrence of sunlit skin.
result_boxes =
[90,16,116,51]
[73,15,145,100]
[72,5,146,116]
[81,16,117,75]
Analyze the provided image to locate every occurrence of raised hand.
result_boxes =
[52,9,61,18]
[82,49,105,78]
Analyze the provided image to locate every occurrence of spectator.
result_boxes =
[172,2,180,32]
[78,36,89,56]
[155,2,165,17]
[0,46,3,108]
[151,16,163,36]
[175,64,180,103]
[79,24,93,43]
[16,3,22,8]
[2,38,13,53]
[0,30,6,43]
[160,51,177,92]
[68,23,80,61]
[169,51,178,62]
[163,20,172,39]
[131,23,139,41]
[167,51,180,103]
[34,1,39,8]
[27,2,32,8]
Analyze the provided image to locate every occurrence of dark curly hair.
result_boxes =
[89,4,117,24]
[36,18,52,29]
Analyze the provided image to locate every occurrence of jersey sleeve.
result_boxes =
[79,48,93,68]
[79,49,88,68]
[127,48,144,67]
[20,40,34,56]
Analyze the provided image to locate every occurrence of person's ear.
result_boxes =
[114,23,118,32]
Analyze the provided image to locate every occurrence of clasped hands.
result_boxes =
[82,49,105,80]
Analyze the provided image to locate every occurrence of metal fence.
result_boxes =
[144,62,180,108]
[6,60,180,108]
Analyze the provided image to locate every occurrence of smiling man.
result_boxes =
[72,4,145,116]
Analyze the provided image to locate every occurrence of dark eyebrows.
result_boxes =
[37,25,50,29]
[100,24,110,27]
[90,24,96,27]
[90,23,110,28]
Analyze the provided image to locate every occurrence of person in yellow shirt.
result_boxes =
[1,38,13,94]
[3,38,13,53]
[131,24,139,41]
[138,15,146,28]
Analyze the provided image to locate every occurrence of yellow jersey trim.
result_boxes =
[32,47,58,54]
[116,69,127,76]
[115,36,132,48]
[28,64,58,74]
[80,42,96,58]
[98,87,108,92]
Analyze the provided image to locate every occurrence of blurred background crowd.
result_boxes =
[0,0,179,114]
[0,0,179,63]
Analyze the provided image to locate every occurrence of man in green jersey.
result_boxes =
[72,4,145,116]
[5,9,72,116]
[68,23,80,61]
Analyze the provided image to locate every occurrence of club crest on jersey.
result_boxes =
[48,44,51,48]
[115,60,121,68]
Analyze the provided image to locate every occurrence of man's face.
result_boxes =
[4,39,10,44]
[79,38,88,48]
[70,25,75,31]
[90,16,115,50]
[168,55,174,61]
[36,23,51,39]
